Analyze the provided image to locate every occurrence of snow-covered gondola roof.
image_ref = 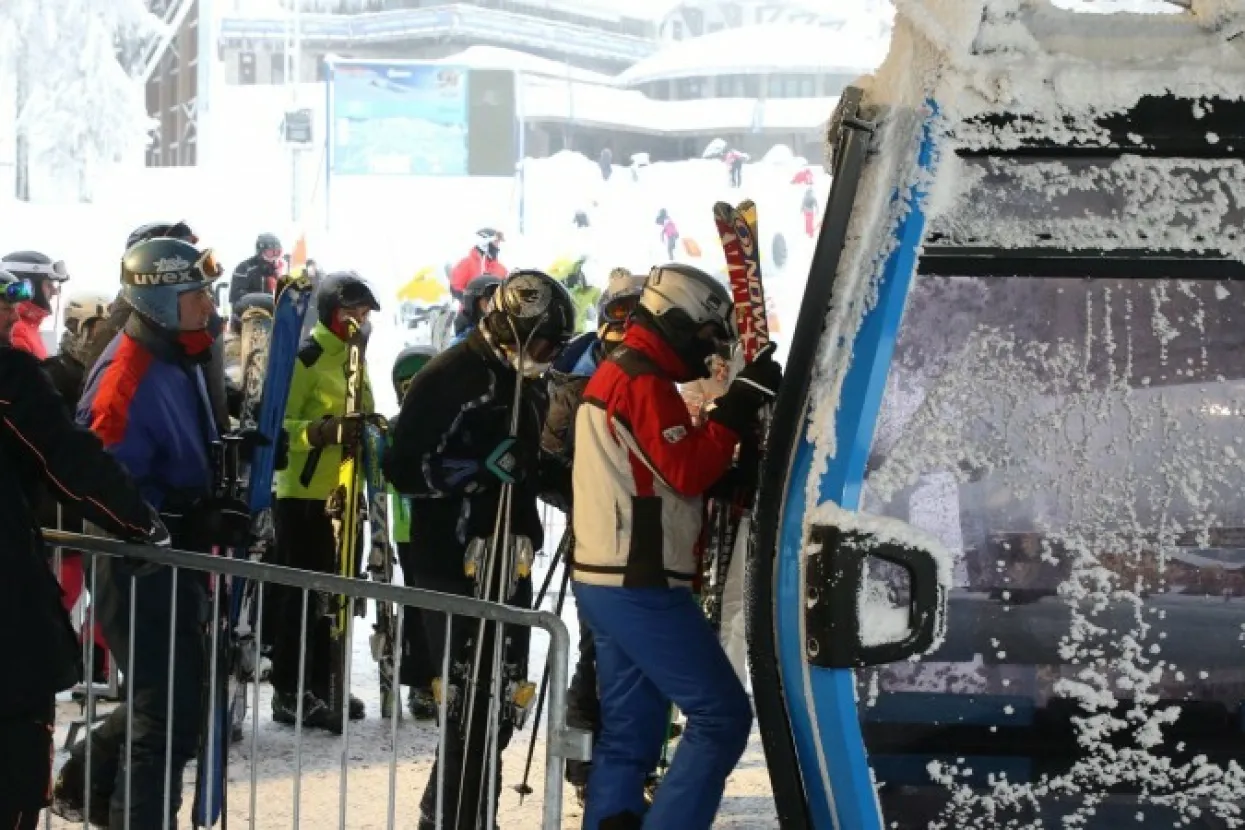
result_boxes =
[615,23,889,86]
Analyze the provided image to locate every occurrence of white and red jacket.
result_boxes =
[572,325,739,589]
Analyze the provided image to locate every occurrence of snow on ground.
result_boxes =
[48,510,778,829]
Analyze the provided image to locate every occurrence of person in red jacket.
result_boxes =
[571,263,783,829]
[0,251,70,359]
[448,228,507,299]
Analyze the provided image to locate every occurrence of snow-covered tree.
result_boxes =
[0,0,161,201]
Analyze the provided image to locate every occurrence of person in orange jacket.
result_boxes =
[0,251,70,359]
[448,228,507,300]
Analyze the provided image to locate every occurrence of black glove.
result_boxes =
[130,504,171,548]
[186,496,252,549]
[306,414,364,449]
[707,344,783,435]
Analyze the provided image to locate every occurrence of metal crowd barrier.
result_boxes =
[43,529,590,830]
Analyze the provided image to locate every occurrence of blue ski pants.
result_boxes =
[574,583,752,829]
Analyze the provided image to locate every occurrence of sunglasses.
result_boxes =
[2,279,34,304]
[7,259,69,282]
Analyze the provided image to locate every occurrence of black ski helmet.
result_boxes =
[119,237,222,333]
[256,233,282,256]
[635,263,736,380]
[392,344,437,401]
[125,220,198,250]
[482,269,575,374]
[316,270,380,330]
[1,251,69,312]
[461,275,502,325]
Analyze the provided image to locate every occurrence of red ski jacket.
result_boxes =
[449,249,507,296]
[571,324,738,589]
[10,301,49,359]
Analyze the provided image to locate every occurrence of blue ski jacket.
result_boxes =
[78,317,219,512]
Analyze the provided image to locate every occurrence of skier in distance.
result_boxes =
[570,262,783,829]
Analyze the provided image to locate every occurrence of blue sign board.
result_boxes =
[329,61,469,176]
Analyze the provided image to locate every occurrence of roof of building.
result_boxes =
[616,22,889,85]
[519,73,835,133]
[425,45,616,84]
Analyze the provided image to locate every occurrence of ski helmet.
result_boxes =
[256,233,282,258]
[597,267,646,349]
[635,263,736,380]
[392,344,437,401]
[2,251,69,312]
[461,275,502,325]
[482,269,576,376]
[316,270,380,334]
[120,237,222,333]
[475,228,503,260]
[125,220,198,249]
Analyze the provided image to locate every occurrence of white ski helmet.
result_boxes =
[59,291,113,363]
[636,263,737,379]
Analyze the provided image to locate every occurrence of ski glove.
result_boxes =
[707,343,783,436]
[434,438,530,494]
[306,413,364,449]
[133,505,171,548]
[186,496,252,549]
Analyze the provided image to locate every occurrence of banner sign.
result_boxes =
[329,61,469,176]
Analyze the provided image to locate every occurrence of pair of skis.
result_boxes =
[192,277,314,828]
[704,199,770,631]
[321,323,402,731]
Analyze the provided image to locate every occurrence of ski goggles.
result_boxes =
[198,249,224,280]
[600,296,639,325]
[6,259,69,282]
[1,279,34,304]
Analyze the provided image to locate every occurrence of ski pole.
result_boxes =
[513,552,572,801]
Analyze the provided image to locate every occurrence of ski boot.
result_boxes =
[50,761,111,828]
[272,690,332,728]
[407,685,437,720]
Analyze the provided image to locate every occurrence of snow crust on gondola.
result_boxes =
[804,0,1245,825]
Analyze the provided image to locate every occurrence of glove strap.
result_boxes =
[485,437,519,485]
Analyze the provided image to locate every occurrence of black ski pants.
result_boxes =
[412,571,531,830]
[0,700,55,830]
[394,541,436,690]
[65,558,208,830]
[270,498,339,698]
[565,604,600,786]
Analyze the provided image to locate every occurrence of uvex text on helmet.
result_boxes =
[119,237,221,332]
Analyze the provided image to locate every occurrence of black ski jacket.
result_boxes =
[383,329,551,580]
[228,255,277,308]
[0,346,156,711]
